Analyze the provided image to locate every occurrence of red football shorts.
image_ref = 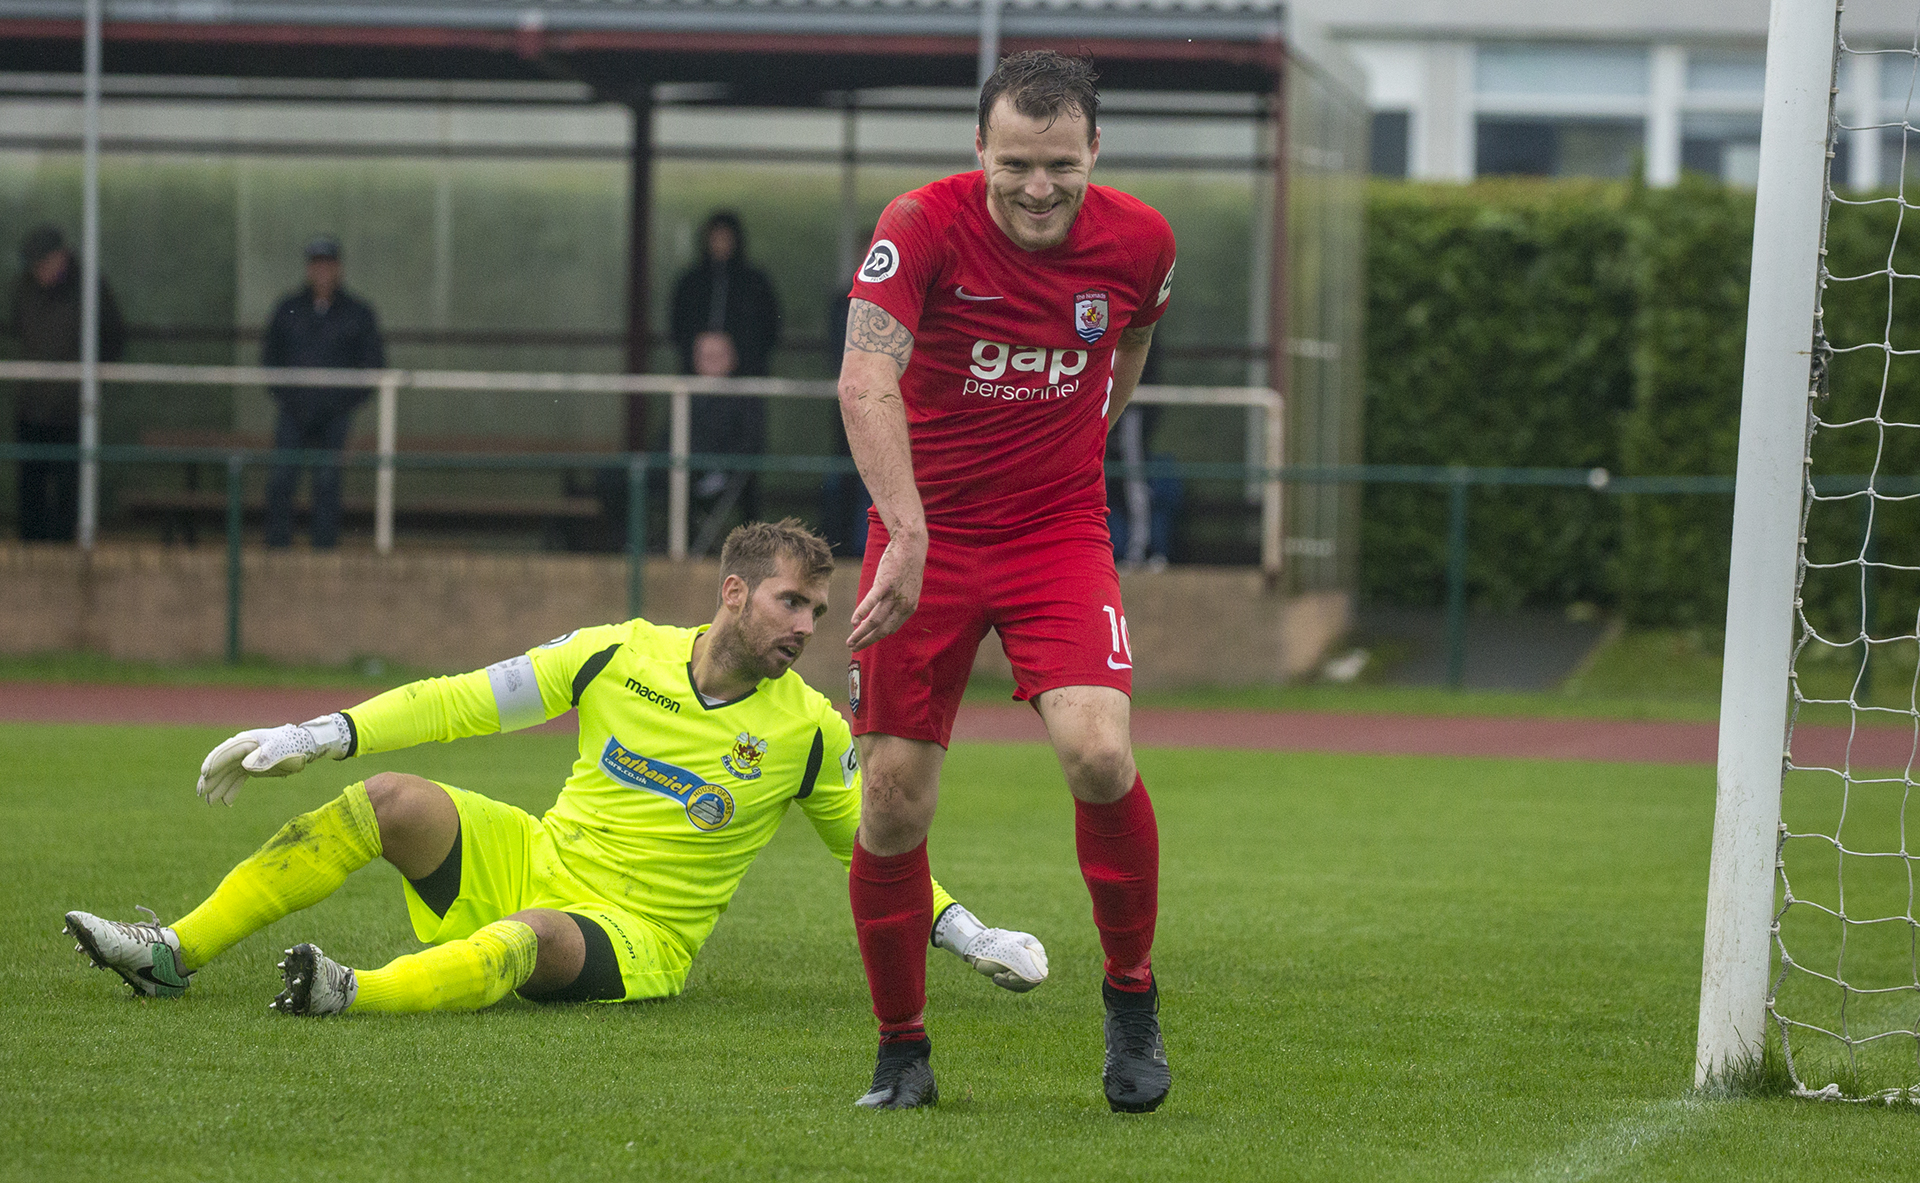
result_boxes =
[850,520,1134,747]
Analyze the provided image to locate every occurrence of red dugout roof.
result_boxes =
[1,0,1288,97]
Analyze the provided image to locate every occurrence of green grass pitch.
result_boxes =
[2,722,1915,1180]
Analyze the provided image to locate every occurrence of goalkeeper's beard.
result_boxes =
[711,600,806,684]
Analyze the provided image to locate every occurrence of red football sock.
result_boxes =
[850,839,933,1040]
[1076,776,1160,992]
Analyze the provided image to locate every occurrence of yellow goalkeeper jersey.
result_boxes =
[341,618,951,960]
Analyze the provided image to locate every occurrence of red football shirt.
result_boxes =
[848,171,1177,542]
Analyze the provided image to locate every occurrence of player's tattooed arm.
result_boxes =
[837,298,927,651]
[1108,322,1158,427]
[844,298,915,376]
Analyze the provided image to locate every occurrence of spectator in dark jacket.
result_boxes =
[669,212,781,533]
[7,224,126,542]
[261,235,384,549]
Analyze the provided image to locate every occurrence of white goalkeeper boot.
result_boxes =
[270,943,358,1016]
[64,907,193,998]
[932,903,1049,992]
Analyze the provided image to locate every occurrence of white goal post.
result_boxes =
[1696,0,1840,1089]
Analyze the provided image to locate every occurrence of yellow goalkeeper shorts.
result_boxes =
[401,783,693,1002]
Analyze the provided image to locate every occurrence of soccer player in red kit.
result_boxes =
[836,50,1176,1113]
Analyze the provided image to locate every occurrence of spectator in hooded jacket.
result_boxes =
[7,224,126,542]
[669,212,781,534]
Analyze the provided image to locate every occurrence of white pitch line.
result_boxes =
[1500,1097,1708,1183]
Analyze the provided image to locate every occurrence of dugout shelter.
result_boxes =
[1,0,1364,590]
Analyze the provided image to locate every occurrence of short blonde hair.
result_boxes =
[720,518,834,592]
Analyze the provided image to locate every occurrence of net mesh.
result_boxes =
[1775,3,1920,1104]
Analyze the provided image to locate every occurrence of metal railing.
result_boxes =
[0,360,1286,573]
[4,360,1783,688]
[0,432,1767,685]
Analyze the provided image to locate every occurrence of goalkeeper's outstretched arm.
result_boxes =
[196,667,523,805]
[195,629,611,804]
[196,711,358,805]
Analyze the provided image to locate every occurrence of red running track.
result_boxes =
[1,681,1914,769]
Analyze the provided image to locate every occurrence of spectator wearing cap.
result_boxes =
[260,235,385,549]
[6,224,126,542]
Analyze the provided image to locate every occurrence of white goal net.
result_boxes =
[1772,0,1920,1103]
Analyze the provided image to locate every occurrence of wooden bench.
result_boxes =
[124,429,613,545]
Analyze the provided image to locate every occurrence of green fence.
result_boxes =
[2,441,1784,686]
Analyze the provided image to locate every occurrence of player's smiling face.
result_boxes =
[975,96,1099,252]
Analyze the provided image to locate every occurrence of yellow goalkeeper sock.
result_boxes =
[171,783,383,971]
[347,920,539,1013]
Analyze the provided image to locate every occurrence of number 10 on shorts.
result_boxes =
[1102,605,1133,671]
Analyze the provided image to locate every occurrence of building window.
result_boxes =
[1681,113,1762,186]
[1686,49,1765,97]
[1476,43,1650,97]
[1879,127,1920,189]
[1883,56,1920,107]
[1370,110,1410,177]
[1476,117,1644,178]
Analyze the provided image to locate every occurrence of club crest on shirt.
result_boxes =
[1073,290,1109,344]
[848,661,862,713]
[721,732,768,780]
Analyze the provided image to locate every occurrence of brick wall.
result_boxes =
[0,543,1348,698]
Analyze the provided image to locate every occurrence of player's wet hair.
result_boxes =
[978,50,1100,146]
[720,518,834,594]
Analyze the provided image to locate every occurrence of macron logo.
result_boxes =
[624,677,681,713]
[955,286,1003,302]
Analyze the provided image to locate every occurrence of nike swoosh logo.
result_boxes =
[955,286,1003,301]
[1107,656,1132,670]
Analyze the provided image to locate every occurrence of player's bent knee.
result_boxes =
[364,773,458,878]
[857,785,935,853]
[364,771,423,815]
[507,908,590,997]
[857,765,939,853]
[367,773,442,828]
[856,739,941,835]
[1060,740,1136,804]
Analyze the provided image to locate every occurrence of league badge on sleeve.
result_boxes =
[1073,290,1109,344]
[859,239,900,283]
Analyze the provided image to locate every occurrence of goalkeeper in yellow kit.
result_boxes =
[62,520,1046,1023]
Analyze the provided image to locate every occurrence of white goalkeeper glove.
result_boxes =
[933,903,1049,993]
[196,713,353,806]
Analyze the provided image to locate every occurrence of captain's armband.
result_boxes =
[486,654,546,733]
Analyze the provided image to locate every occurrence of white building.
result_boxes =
[1292,0,1918,186]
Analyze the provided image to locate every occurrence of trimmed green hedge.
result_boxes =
[1363,181,1635,612]
[1613,182,1755,628]
[1368,176,1920,634]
